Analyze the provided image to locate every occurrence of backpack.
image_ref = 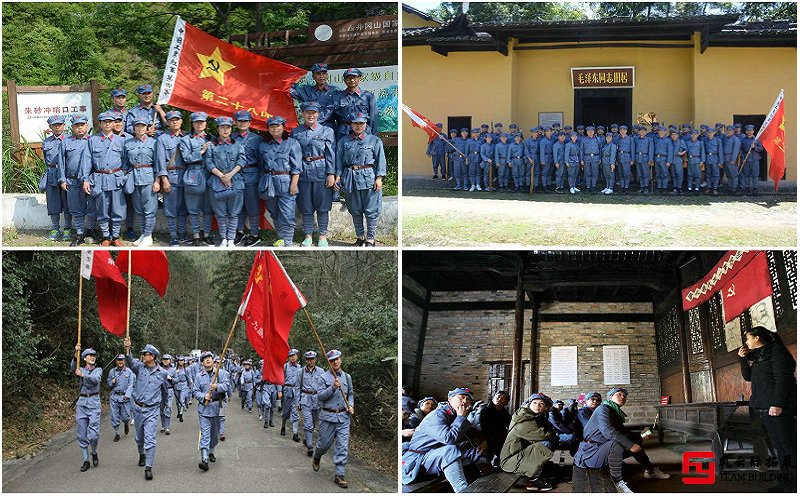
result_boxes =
[467,400,489,430]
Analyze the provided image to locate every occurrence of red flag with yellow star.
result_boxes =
[755,89,785,191]
[158,18,307,131]
[238,251,307,383]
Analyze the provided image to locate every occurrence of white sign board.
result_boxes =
[603,345,630,385]
[16,92,93,143]
[550,346,578,386]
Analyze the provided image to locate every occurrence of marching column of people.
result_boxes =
[430,120,770,197]
[43,64,388,246]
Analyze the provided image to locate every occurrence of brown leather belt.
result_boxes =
[132,164,153,169]
[94,168,122,174]
[324,407,347,413]
[80,392,99,397]
[167,166,184,171]
[243,164,258,169]
[47,164,58,168]
[135,401,159,408]
[302,390,316,395]
[349,165,373,171]
[304,155,324,162]
[270,171,291,175]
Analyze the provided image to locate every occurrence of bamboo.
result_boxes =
[302,306,351,414]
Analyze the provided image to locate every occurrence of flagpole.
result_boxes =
[125,252,132,342]
[206,311,240,404]
[738,89,783,174]
[302,306,352,413]
[401,104,465,158]
[76,269,83,363]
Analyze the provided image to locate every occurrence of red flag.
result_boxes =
[720,252,773,322]
[116,250,170,297]
[402,104,442,143]
[158,18,307,131]
[755,90,785,191]
[82,250,128,336]
[681,251,760,310]
[239,251,307,383]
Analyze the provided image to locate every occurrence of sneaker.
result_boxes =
[616,480,634,493]
[139,235,153,247]
[312,457,320,471]
[202,236,214,246]
[243,235,261,247]
[138,453,146,466]
[570,187,575,194]
[476,185,482,191]
[133,235,144,246]
[273,239,285,247]
[218,239,228,248]
[144,467,153,480]
[452,185,461,191]
[644,467,670,479]
[199,460,209,471]
[574,187,581,192]
[170,238,180,246]
[526,477,554,491]
[334,475,348,488]
[234,231,244,245]
[61,229,72,241]
[192,238,202,247]
[300,237,313,247]
[432,175,438,179]
[604,188,613,195]
[317,239,329,248]
[164,429,170,435]
[469,185,476,192]
[48,229,60,241]
[353,238,365,247]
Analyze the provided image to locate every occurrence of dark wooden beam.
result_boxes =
[515,42,692,50]
[511,254,526,409]
[412,290,432,398]
[676,262,693,403]
[529,295,540,398]
[700,300,718,402]
[402,286,427,308]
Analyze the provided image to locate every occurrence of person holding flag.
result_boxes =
[427,122,447,180]
[193,351,230,471]
[312,349,355,489]
[740,124,764,196]
[71,346,102,472]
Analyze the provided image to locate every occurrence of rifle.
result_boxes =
[488,162,493,192]
[70,356,118,410]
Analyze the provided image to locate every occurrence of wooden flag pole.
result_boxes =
[76,270,84,363]
[302,306,351,413]
[206,311,241,405]
[125,252,132,342]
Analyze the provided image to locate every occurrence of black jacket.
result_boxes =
[740,341,797,412]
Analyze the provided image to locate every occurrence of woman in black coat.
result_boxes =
[739,326,797,492]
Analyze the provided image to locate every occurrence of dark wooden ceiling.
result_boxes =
[404,251,725,303]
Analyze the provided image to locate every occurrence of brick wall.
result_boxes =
[415,292,660,424]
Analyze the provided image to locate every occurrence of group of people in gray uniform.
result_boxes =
[41,63,387,248]
[71,342,355,488]
[427,120,765,197]
[401,386,670,493]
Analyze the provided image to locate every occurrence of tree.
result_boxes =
[430,2,586,23]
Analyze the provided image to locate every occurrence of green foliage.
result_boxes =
[430,2,587,23]
[208,251,398,439]
[2,251,398,441]
[2,139,45,194]
[384,145,398,196]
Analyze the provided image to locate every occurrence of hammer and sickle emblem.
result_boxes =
[727,284,736,298]
[207,59,220,73]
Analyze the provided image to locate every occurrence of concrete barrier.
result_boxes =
[2,193,398,241]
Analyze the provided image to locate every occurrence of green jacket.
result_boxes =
[499,406,554,477]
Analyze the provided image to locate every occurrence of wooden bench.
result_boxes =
[572,465,617,492]
[463,471,524,493]
[402,476,449,493]
[657,401,758,475]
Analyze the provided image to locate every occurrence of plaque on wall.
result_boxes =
[603,345,630,385]
[750,295,777,332]
[551,346,578,386]
[539,112,563,129]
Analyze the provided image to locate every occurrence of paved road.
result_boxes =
[3,398,396,492]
